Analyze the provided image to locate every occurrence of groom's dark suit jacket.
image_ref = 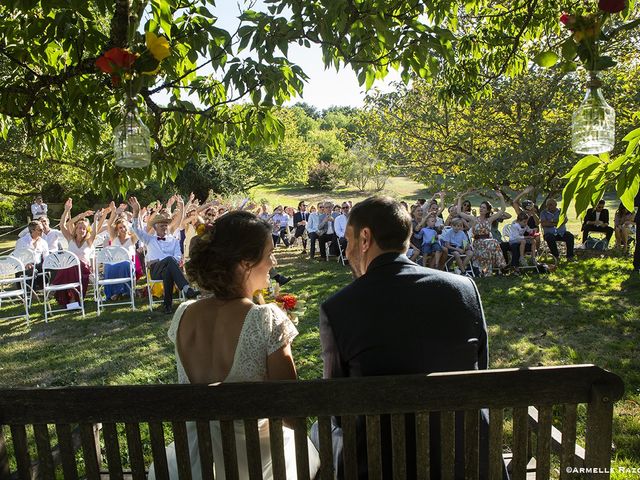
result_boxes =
[320,253,491,479]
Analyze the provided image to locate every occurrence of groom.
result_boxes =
[319,196,499,479]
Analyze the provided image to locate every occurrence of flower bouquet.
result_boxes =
[274,293,305,325]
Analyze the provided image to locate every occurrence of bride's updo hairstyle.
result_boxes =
[185,211,272,299]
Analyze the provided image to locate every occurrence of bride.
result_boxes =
[149,210,320,479]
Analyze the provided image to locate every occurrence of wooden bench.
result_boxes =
[0,364,624,480]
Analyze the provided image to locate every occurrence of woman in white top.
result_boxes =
[101,202,140,300]
[148,210,320,480]
[53,198,102,307]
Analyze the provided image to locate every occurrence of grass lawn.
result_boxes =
[0,245,638,476]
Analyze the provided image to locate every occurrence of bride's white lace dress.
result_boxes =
[149,301,321,479]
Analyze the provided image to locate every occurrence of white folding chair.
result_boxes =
[10,249,39,307]
[336,237,347,266]
[94,246,136,315]
[42,251,86,322]
[0,255,30,324]
[144,252,185,311]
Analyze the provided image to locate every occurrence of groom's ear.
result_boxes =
[360,227,372,252]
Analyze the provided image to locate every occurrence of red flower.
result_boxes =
[276,294,297,311]
[598,0,626,13]
[95,48,138,74]
[559,13,576,30]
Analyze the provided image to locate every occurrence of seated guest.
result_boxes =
[457,191,508,276]
[614,203,635,252]
[13,221,49,289]
[31,195,47,220]
[512,186,540,238]
[509,212,538,271]
[334,202,350,255]
[440,218,473,273]
[582,199,614,245]
[317,204,335,260]
[54,199,103,307]
[541,198,575,262]
[148,210,320,479]
[293,201,310,253]
[39,216,65,251]
[414,213,442,268]
[129,196,198,314]
[306,204,320,259]
[409,205,424,261]
[103,203,139,301]
[270,205,290,247]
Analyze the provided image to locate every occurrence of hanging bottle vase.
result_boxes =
[571,72,615,155]
[113,101,151,168]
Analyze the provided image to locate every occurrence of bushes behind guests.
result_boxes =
[307,161,341,190]
[0,198,18,226]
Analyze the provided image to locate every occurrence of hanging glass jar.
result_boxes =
[113,100,151,168]
[571,72,615,155]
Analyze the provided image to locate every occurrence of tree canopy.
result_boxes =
[0,0,639,205]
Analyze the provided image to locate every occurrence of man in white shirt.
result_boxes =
[334,202,350,256]
[14,221,49,289]
[129,197,198,314]
[31,195,48,220]
[39,216,65,251]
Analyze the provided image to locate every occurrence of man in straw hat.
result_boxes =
[129,197,198,314]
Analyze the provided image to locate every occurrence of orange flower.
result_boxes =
[95,48,138,74]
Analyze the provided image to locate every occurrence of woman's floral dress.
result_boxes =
[472,218,506,274]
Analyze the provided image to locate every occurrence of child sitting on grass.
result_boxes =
[415,214,442,268]
[441,218,473,274]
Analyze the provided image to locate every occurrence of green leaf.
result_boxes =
[562,155,600,179]
[532,51,559,68]
[620,174,640,212]
[561,39,577,61]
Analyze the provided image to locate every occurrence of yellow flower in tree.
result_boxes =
[145,32,170,61]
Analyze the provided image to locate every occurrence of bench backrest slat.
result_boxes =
[391,413,407,479]
[560,403,579,480]
[341,415,358,480]
[79,423,100,478]
[585,383,616,474]
[316,416,334,480]
[9,425,31,479]
[55,424,79,480]
[440,411,455,480]
[241,419,261,480]
[512,406,529,480]
[535,405,553,479]
[267,418,285,480]
[33,424,54,478]
[171,421,192,480]
[365,415,383,479]
[0,427,9,479]
[147,422,168,480]
[464,410,479,480]
[415,412,430,480]
[292,418,311,480]
[195,421,214,480]
[103,422,124,480]
[125,422,147,480]
[488,407,504,480]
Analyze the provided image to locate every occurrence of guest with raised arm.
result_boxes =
[129,196,198,314]
[54,198,103,307]
[541,198,575,263]
[457,191,508,276]
[39,216,65,251]
[31,195,47,220]
[103,202,140,301]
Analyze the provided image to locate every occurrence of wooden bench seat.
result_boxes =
[0,364,624,480]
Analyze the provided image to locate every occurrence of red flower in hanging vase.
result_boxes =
[598,0,626,13]
[96,48,139,86]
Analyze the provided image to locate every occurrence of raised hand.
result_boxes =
[128,196,141,215]
[64,198,73,210]
[167,195,176,208]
